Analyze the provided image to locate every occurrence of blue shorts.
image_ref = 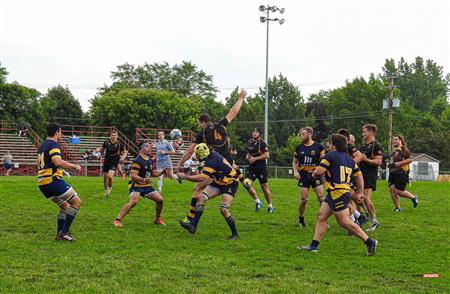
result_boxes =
[208,181,238,197]
[156,160,173,170]
[129,186,156,198]
[298,171,323,188]
[4,163,13,170]
[325,191,351,212]
[39,180,72,199]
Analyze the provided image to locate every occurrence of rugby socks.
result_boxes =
[61,207,78,234]
[157,176,163,192]
[268,203,273,208]
[349,214,356,222]
[225,216,238,236]
[299,216,305,224]
[187,198,197,221]
[364,237,375,247]
[57,212,66,234]
[311,239,320,249]
[353,210,361,219]
[190,204,205,227]
[255,199,262,204]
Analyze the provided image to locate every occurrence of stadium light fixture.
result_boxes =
[259,5,285,144]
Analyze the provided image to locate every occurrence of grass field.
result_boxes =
[0,176,448,293]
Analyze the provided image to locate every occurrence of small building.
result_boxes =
[409,153,440,181]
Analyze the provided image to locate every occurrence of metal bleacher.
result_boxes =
[59,125,138,176]
[0,121,41,175]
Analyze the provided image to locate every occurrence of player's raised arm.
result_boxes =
[225,89,247,123]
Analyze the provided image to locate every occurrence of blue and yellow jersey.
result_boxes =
[37,139,64,186]
[200,150,237,186]
[294,141,325,172]
[130,154,155,188]
[318,151,362,199]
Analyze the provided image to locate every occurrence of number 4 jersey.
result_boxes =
[194,118,229,159]
[37,139,64,186]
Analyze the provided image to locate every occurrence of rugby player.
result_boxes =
[177,143,240,239]
[388,134,418,211]
[155,130,179,193]
[337,129,368,227]
[113,142,165,227]
[359,124,383,231]
[246,128,274,212]
[175,89,259,221]
[292,127,325,227]
[298,134,378,256]
[95,129,128,198]
[37,122,82,241]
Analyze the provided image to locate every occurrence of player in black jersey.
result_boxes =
[298,134,377,256]
[246,128,273,212]
[292,127,325,227]
[359,124,383,232]
[113,142,166,227]
[95,129,128,199]
[388,134,418,211]
[175,89,258,221]
[38,122,82,241]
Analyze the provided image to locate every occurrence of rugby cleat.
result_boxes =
[113,219,123,227]
[366,222,379,232]
[267,206,274,213]
[56,232,76,242]
[298,221,307,228]
[103,188,112,200]
[228,234,240,240]
[154,217,166,226]
[366,240,378,256]
[298,245,318,253]
[393,208,402,212]
[179,220,196,234]
[412,195,419,208]
[255,201,263,212]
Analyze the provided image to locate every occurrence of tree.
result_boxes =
[104,61,218,98]
[41,85,84,125]
[90,88,201,139]
[0,83,44,131]
[0,62,8,84]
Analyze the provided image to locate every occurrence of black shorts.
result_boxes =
[325,191,351,212]
[362,173,377,191]
[103,159,119,173]
[246,165,268,184]
[298,170,323,188]
[388,173,409,191]
[209,181,238,197]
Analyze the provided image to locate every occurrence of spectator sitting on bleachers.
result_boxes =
[18,127,28,138]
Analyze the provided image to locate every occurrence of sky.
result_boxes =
[1,0,449,111]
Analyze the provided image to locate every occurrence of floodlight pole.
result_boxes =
[259,5,284,144]
[264,8,270,144]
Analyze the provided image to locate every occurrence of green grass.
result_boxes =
[0,176,448,293]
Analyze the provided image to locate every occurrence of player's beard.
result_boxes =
[301,136,310,144]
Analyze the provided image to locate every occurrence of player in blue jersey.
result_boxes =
[37,122,82,242]
[177,143,240,239]
[298,134,377,256]
[113,142,166,227]
[155,130,180,193]
[292,127,325,227]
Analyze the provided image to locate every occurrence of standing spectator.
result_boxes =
[2,151,13,176]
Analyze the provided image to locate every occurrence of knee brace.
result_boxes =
[219,203,230,210]
[200,191,210,201]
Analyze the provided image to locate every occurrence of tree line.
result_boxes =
[0,58,448,169]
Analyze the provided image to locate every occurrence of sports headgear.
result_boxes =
[195,143,210,161]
